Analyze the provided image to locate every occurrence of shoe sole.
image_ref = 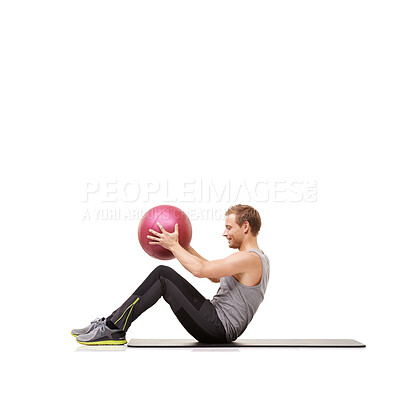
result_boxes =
[71,332,78,337]
[76,338,127,346]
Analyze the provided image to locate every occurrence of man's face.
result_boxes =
[223,213,244,249]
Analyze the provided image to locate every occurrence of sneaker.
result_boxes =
[71,317,105,337]
[76,323,127,345]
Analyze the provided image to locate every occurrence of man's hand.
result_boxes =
[148,222,179,251]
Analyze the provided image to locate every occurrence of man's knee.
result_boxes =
[153,265,174,276]
[153,265,185,283]
[152,265,177,295]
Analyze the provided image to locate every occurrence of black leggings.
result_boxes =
[107,265,228,343]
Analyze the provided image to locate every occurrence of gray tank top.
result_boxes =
[210,249,270,342]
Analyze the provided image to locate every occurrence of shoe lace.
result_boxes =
[91,317,105,329]
[92,322,106,339]
[91,320,106,338]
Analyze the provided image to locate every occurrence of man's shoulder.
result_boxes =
[229,251,262,285]
[228,250,261,266]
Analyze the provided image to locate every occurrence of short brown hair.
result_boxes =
[225,204,261,236]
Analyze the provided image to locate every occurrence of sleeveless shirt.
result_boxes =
[210,249,270,342]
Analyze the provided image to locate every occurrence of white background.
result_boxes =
[1,0,399,399]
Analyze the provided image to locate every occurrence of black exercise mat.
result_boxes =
[128,338,366,348]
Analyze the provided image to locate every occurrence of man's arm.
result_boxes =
[148,222,251,280]
[186,245,207,261]
[170,242,253,280]
[186,245,220,283]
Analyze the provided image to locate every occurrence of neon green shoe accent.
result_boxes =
[71,331,78,337]
[76,338,127,346]
[115,297,140,325]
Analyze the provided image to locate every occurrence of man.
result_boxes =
[72,204,270,345]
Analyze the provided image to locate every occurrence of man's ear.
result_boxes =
[243,221,250,234]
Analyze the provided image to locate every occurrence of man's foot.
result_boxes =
[76,323,127,345]
[71,317,105,337]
